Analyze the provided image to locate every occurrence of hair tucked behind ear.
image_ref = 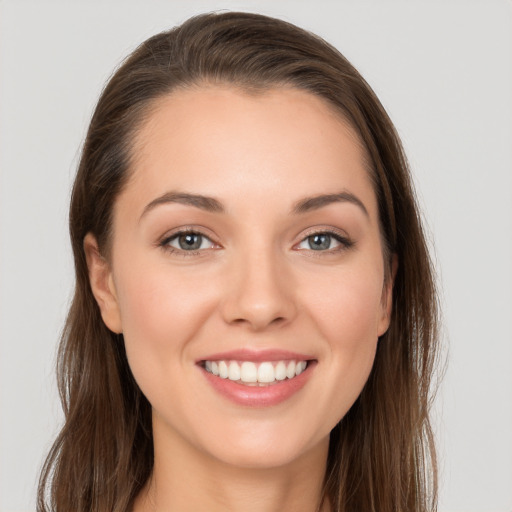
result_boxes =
[38,11,440,512]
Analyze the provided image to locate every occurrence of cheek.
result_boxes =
[308,265,384,347]
[116,258,213,333]
[302,266,383,417]
[112,261,218,391]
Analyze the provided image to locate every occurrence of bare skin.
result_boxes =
[134,428,330,511]
[85,86,393,511]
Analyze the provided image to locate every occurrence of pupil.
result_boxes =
[309,234,330,250]
[179,233,201,250]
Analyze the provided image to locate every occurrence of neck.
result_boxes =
[133,422,330,512]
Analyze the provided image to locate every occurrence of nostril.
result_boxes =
[232,316,282,323]
[231,315,287,329]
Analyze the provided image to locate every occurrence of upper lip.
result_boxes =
[197,348,315,363]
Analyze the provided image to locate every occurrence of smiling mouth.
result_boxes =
[201,359,310,386]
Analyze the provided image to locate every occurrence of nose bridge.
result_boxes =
[221,236,296,330]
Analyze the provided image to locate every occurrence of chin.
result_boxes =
[200,422,329,471]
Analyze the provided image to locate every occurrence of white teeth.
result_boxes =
[286,361,296,379]
[296,360,307,376]
[240,361,258,383]
[204,359,309,384]
[218,361,228,379]
[228,361,241,381]
[275,361,287,381]
[257,362,275,383]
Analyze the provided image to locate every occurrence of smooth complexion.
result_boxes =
[85,86,394,512]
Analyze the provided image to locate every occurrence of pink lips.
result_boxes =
[197,349,316,407]
[197,348,313,363]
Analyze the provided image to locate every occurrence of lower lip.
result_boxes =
[200,362,315,407]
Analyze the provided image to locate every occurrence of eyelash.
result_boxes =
[296,229,354,254]
[159,228,218,257]
[159,228,354,257]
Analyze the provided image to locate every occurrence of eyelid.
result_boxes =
[157,225,353,256]
[293,227,354,252]
[158,226,221,255]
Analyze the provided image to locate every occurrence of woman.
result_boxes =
[38,11,439,512]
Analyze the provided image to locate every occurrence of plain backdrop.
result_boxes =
[0,1,510,511]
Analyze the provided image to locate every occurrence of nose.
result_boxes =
[220,247,297,331]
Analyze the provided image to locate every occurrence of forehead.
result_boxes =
[122,85,377,218]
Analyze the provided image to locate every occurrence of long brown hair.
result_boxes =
[38,11,439,512]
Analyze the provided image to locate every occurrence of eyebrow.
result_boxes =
[140,190,368,220]
[291,192,369,217]
[140,191,224,220]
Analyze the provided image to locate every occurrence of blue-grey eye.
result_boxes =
[179,233,202,250]
[297,232,346,251]
[166,232,214,251]
[308,233,332,250]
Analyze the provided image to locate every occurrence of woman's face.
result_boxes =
[87,86,393,469]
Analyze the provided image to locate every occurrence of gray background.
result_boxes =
[1,1,510,511]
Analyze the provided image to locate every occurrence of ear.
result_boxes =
[377,254,398,337]
[83,233,123,334]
